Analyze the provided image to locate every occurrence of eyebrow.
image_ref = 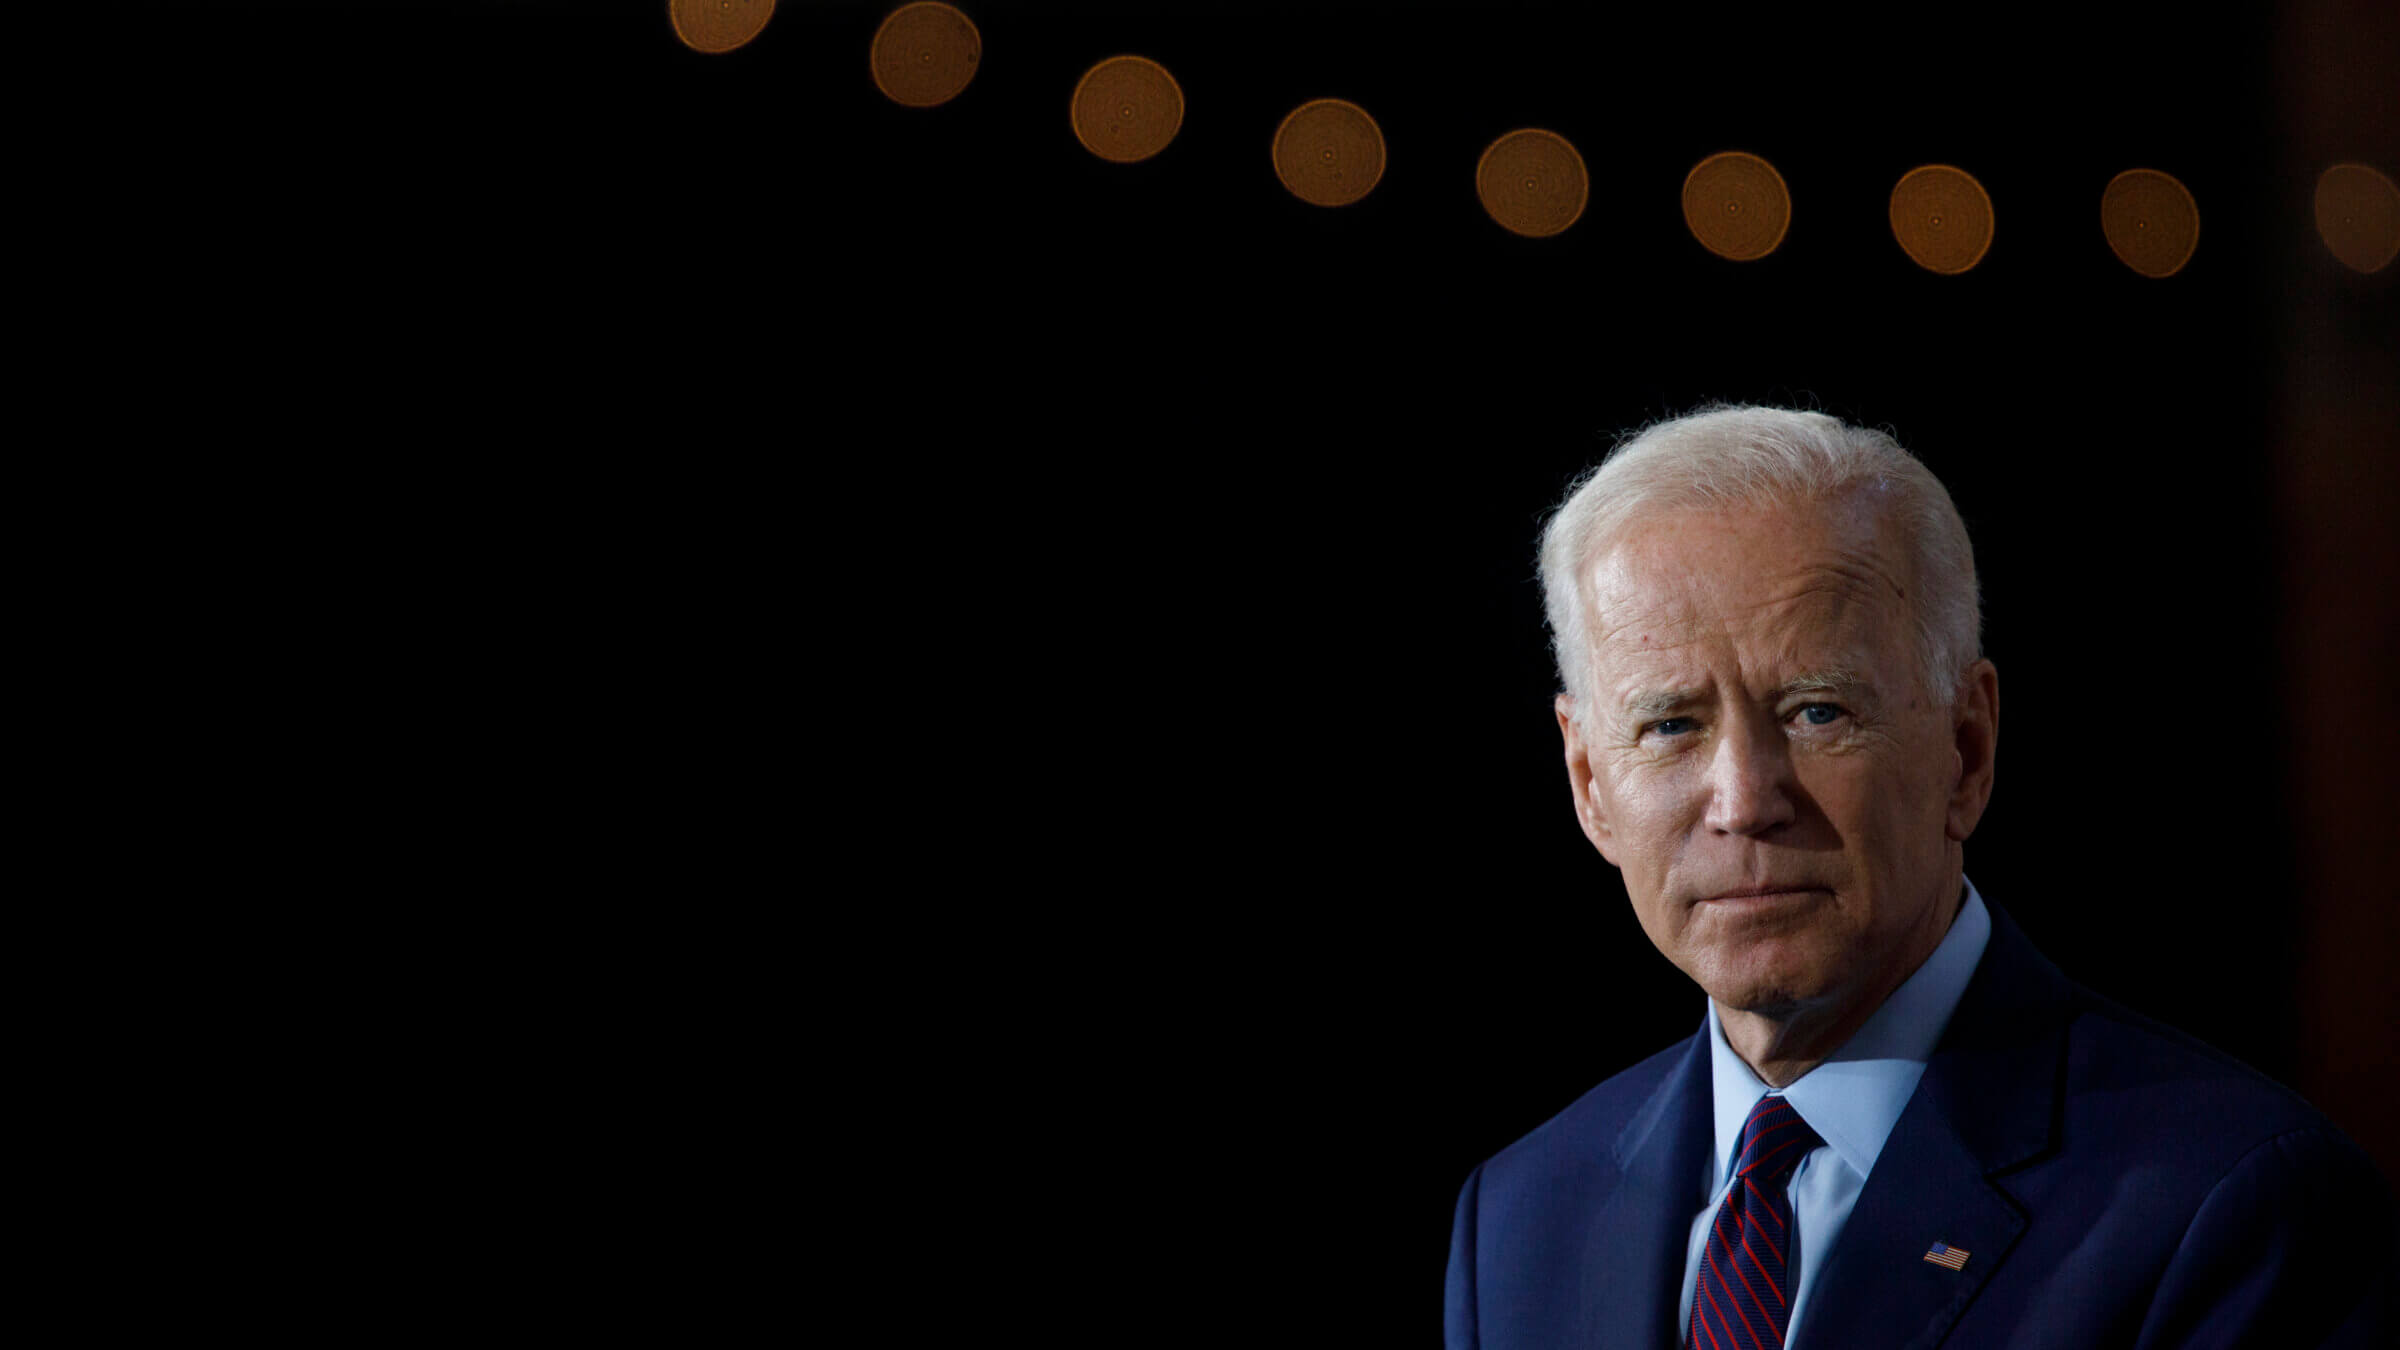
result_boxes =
[1619,669,1871,722]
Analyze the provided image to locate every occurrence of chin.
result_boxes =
[1713,988,1821,1021]
[1691,946,1843,1018]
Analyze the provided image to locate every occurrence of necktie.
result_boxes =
[1690,1093,1824,1350]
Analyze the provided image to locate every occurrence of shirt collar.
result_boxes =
[1705,879,1993,1185]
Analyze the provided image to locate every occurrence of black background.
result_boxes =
[118,1,2393,1340]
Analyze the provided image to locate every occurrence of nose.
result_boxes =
[1702,715,1798,836]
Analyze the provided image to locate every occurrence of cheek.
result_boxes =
[1623,882,1692,964]
[1604,771,1696,859]
[1882,735,1960,825]
[1815,745,1952,865]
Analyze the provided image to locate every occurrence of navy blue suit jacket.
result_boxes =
[1445,900,2398,1349]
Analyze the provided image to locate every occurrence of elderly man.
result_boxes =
[1444,406,2395,1350]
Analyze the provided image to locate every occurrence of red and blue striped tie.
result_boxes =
[1690,1093,1824,1350]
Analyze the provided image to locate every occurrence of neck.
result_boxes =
[1717,874,1966,1087]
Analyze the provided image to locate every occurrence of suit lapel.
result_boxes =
[1795,901,2070,1350]
[1579,1026,1715,1350]
[1793,1093,2030,1350]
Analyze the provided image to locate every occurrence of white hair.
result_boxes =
[1538,404,1982,727]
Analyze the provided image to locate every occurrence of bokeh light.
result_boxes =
[1682,152,1791,261]
[2314,163,2400,275]
[1476,130,1589,239]
[669,0,775,56]
[2100,169,2199,279]
[1070,56,1184,164]
[870,3,981,109]
[1890,165,1994,275]
[1272,99,1387,208]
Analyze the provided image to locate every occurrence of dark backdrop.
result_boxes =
[121,1,2394,1341]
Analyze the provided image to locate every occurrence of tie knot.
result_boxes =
[1733,1094,1822,1184]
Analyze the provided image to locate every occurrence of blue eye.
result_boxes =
[1796,704,1843,726]
[1651,718,1696,737]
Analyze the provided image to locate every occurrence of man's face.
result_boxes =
[1557,493,1996,1019]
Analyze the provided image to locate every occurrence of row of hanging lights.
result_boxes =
[668,0,2400,278]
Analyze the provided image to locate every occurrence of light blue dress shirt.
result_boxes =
[1676,880,1992,1350]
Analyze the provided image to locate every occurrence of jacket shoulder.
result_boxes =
[1984,982,2400,1347]
[1968,900,2351,1167]
[2058,983,2340,1150]
[1480,1033,1697,1184]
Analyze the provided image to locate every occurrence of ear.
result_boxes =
[1556,695,1621,863]
[1944,659,2000,842]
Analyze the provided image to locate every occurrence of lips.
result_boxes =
[1699,885,1823,902]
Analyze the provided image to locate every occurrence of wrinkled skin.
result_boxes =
[1556,491,1999,1085]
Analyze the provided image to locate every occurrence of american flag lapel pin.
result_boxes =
[1923,1242,1971,1270]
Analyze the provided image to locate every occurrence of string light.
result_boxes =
[1272,99,1387,207]
[657,14,2386,283]
[1476,130,1589,239]
[1071,56,1185,164]
[1682,152,1791,262]
[2314,163,2400,275]
[2101,169,2199,278]
[668,0,774,56]
[871,3,982,109]
[1890,165,1994,275]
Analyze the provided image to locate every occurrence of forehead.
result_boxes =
[1582,497,1915,682]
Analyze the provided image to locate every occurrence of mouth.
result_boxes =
[1697,886,1825,906]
